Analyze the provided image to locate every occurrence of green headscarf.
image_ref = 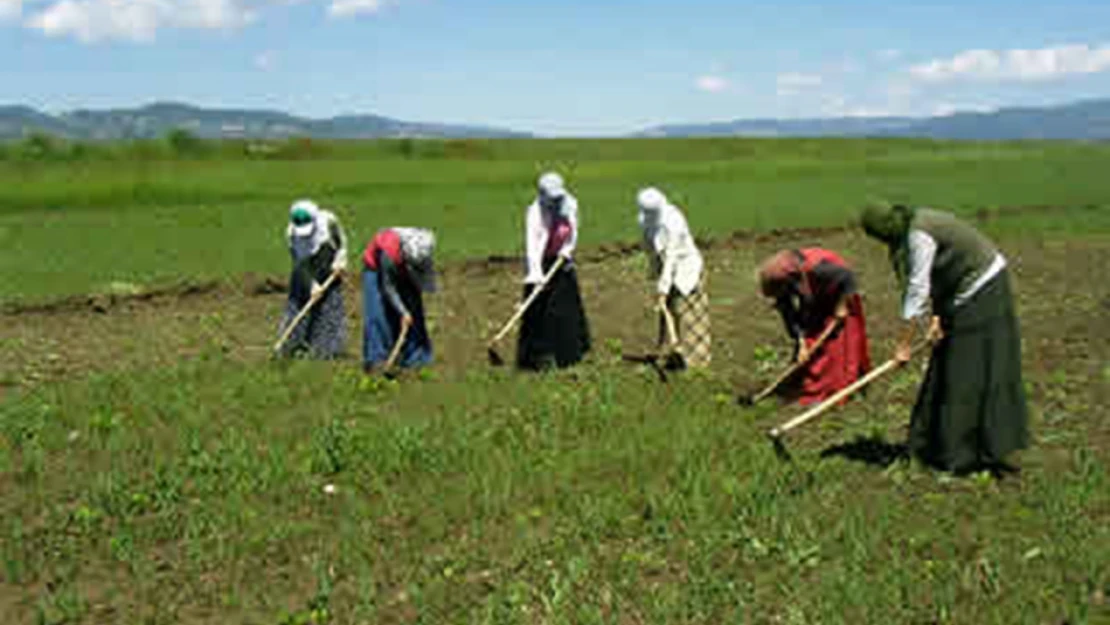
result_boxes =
[860,203,916,286]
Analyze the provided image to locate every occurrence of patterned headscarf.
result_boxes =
[394,227,437,292]
[860,203,916,286]
[757,250,802,298]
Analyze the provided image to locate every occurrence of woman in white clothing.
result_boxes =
[515,172,591,370]
[637,187,711,369]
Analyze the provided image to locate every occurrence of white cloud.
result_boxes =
[877,49,902,62]
[776,72,823,96]
[20,0,398,41]
[0,0,21,20]
[931,102,997,117]
[695,75,729,93]
[25,0,254,42]
[254,49,277,71]
[818,94,894,118]
[327,0,385,18]
[839,59,861,74]
[910,43,1110,83]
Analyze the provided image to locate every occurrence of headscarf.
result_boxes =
[537,171,568,214]
[288,199,329,259]
[757,250,802,298]
[636,186,669,238]
[537,172,566,200]
[394,227,438,292]
[860,203,916,286]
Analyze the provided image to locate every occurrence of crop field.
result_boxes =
[1,138,1109,624]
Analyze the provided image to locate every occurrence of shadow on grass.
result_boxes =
[820,435,909,468]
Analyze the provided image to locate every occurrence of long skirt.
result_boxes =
[783,293,871,405]
[659,281,712,369]
[362,269,433,370]
[516,258,591,371]
[909,269,1029,473]
[277,276,347,359]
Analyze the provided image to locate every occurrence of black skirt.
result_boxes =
[516,258,591,371]
[909,269,1029,473]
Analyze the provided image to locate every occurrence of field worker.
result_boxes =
[861,203,1029,474]
[278,199,348,358]
[516,172,591,370]
[636,187,711,369]
[757,248,871,404]
[361,227,437,372]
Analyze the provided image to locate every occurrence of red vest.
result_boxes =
[363,229,404,271]
[799,247,848,273]
[797,248,850,298]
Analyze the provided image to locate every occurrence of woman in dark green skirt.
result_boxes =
[861,204,1029,474]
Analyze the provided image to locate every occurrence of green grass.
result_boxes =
[2,345,1107,623]
[2,139,1109,623]
[4,138,1110,301]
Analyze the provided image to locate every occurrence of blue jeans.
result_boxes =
[362,269,433,369]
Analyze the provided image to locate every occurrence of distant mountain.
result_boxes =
[0,105,73,138]
[635,116,917,138]
[7,98,1110,141]
[0,102,530,140]
[637,99,1110,140]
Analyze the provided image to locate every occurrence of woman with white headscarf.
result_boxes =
[278,199,348,358]
[361,227,438,372]
[637,187,711,368]
[516,172,591,370]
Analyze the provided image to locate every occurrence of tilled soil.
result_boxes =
[3,225,1107,429]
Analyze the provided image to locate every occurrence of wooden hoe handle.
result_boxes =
[488,255,566,346]
[273,270,341,354]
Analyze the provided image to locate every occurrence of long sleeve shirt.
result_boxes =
[377,251,410,317]
[524,195,579,284]
[286,210,348,299]
[286,209,349,276]
[323,211,349,272]
[775,253,857,337]
[640,204,703,296]
[902,229,1007,320]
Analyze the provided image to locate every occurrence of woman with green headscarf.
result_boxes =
[860,204,1028,474]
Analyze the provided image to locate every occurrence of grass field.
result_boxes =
[4,138,1110,301]
[1,139,1109,624]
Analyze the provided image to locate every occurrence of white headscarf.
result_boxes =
[637,187,669,235]
[394,227,438,292]
[537,172,566,200]
[288,199,330,259]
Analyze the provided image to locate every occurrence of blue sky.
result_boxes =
[4,0,1110,135]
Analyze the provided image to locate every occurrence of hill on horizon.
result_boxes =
[0,102,531,141]
[4,98,1110,141]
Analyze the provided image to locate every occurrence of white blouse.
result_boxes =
[639,202,703,296]
[524,194,579,284]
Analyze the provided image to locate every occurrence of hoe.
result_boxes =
[486,256,565,366]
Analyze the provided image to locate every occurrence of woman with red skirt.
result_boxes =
[757,248,871,405]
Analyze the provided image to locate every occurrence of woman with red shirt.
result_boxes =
[757,248,872,405]
[361,227,437,372]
